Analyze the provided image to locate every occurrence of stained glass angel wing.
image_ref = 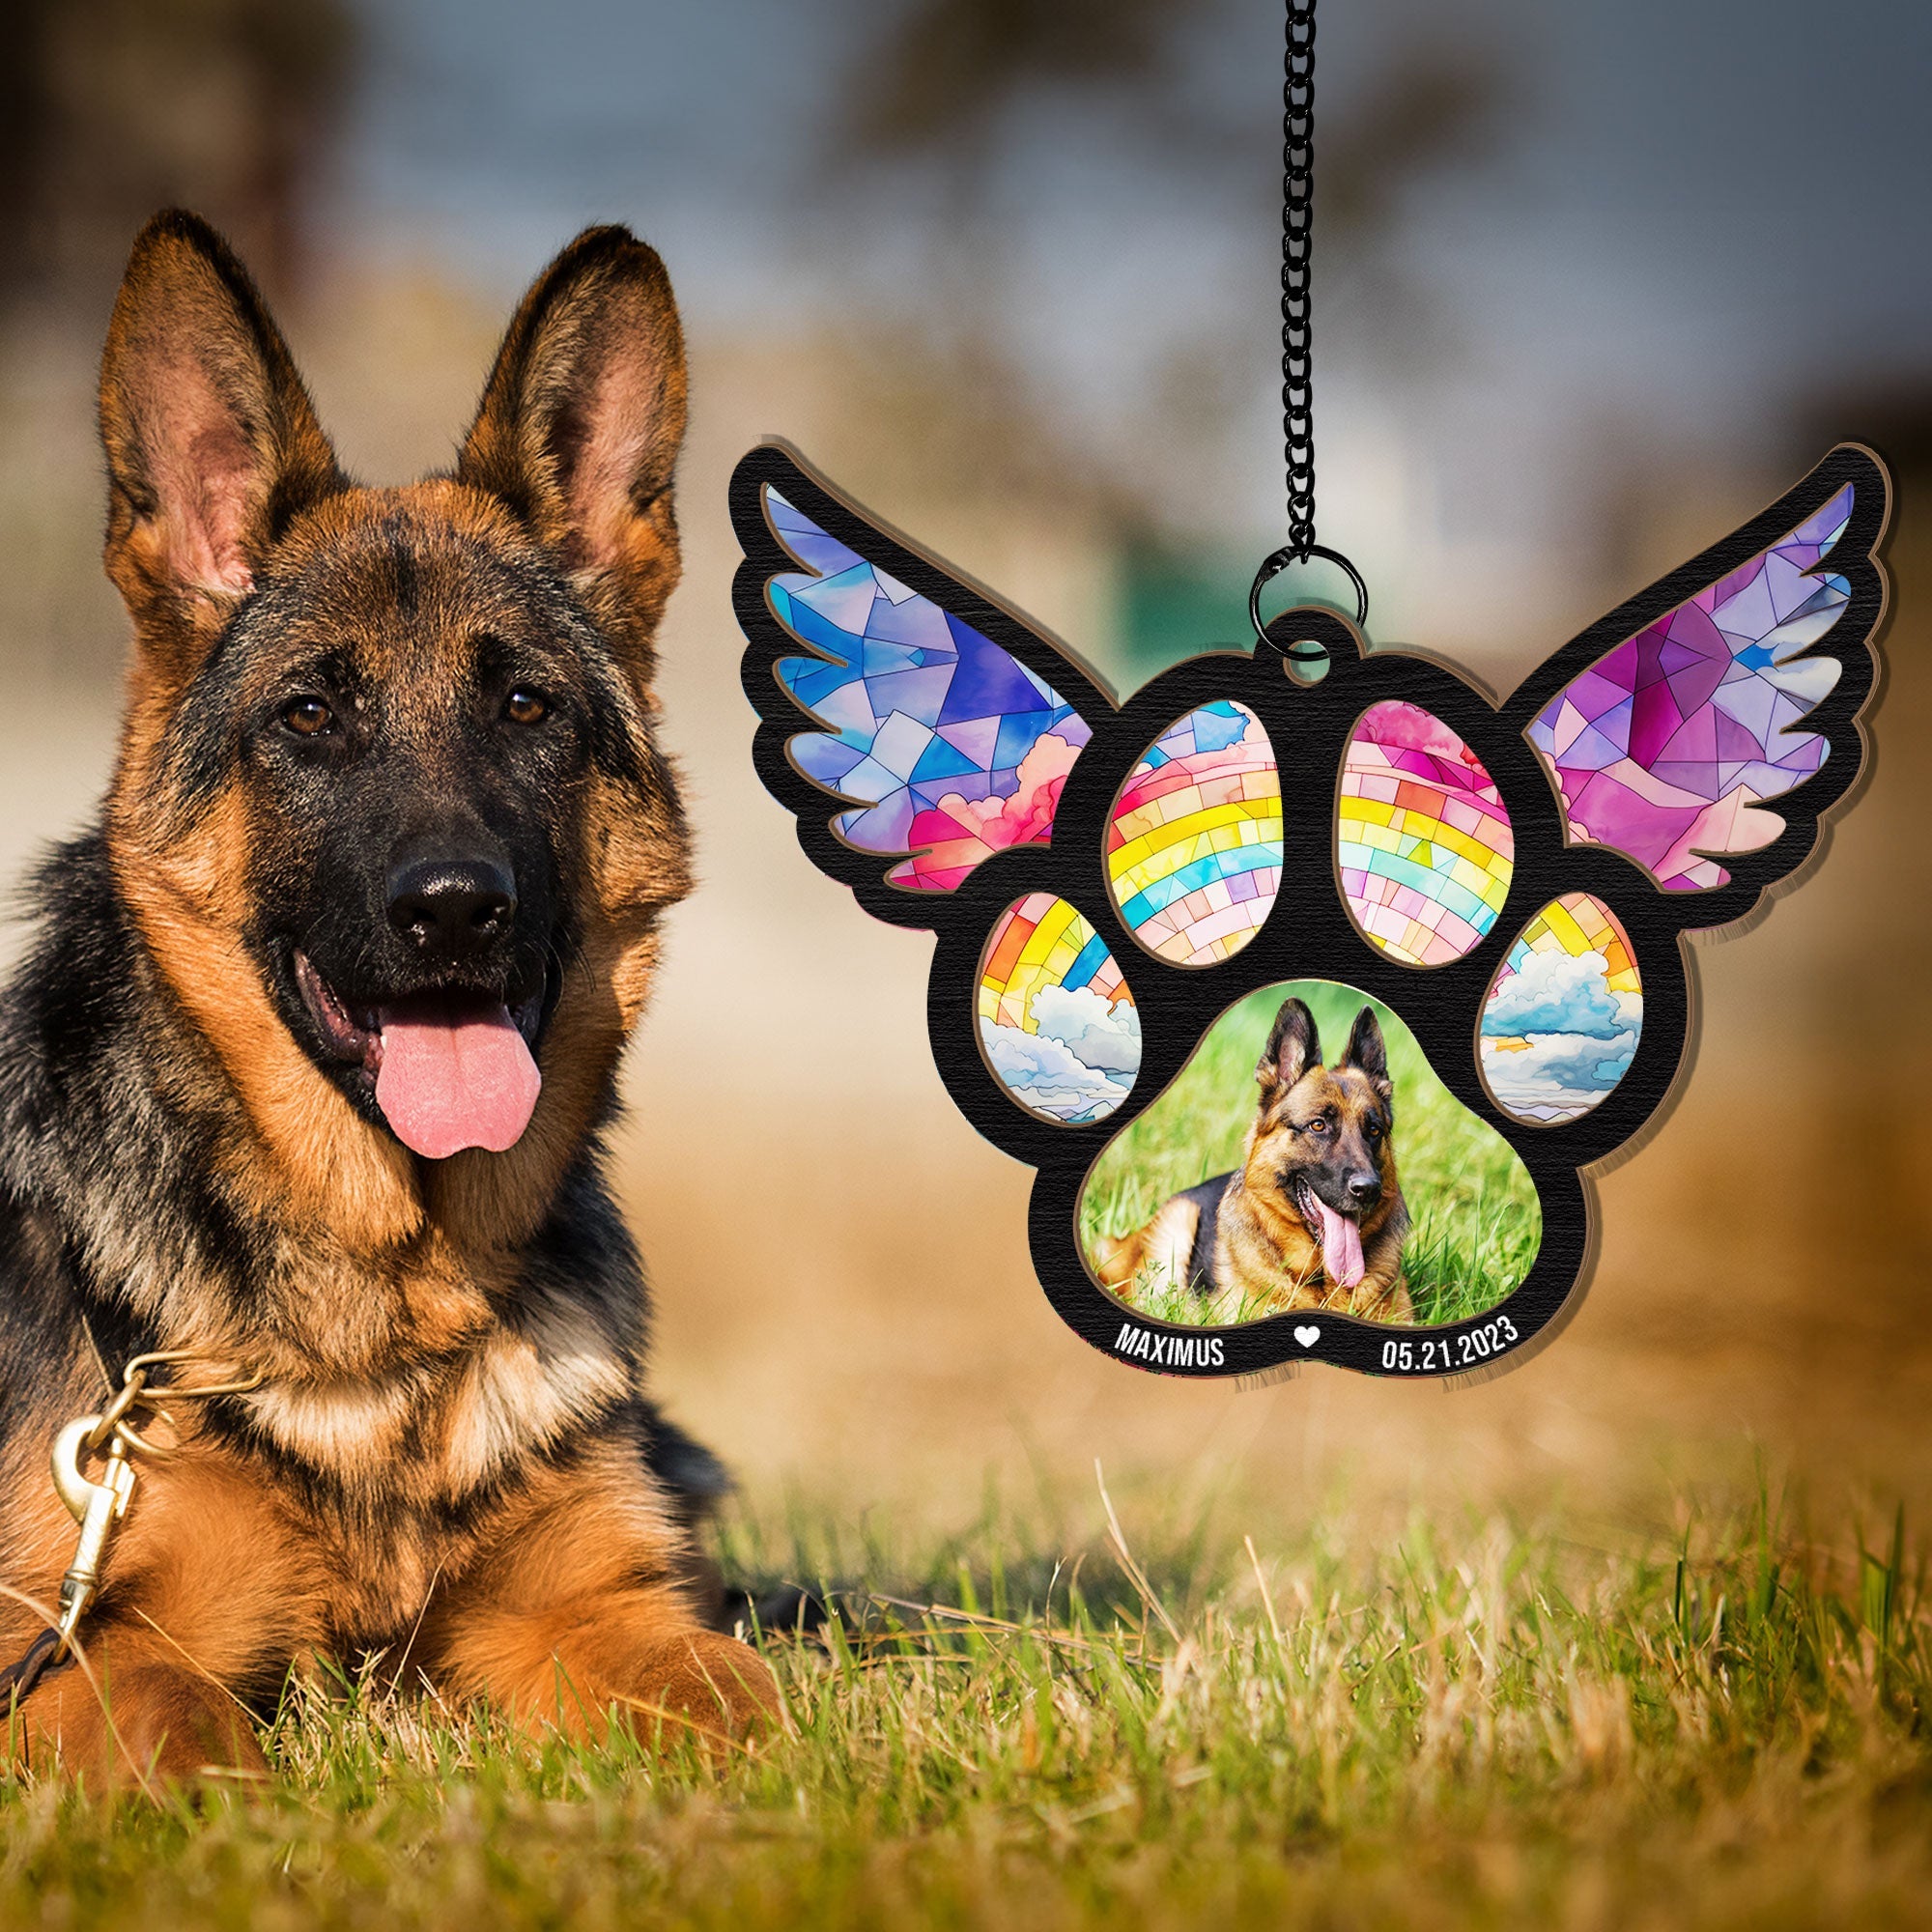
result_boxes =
[1509,445,1888,905]
[734,448,1113,910]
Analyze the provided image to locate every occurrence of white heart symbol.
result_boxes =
[1294,1324,1321,1348]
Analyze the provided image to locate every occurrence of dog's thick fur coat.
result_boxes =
[0,213,778,1785]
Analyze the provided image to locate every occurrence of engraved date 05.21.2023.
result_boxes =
[1381,1313,1521,1375]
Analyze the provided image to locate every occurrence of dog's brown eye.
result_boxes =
[504,688,550,725]
[1303,1118,1330,1136]
[282,696,332,736]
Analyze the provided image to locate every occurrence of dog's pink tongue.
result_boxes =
[374,998,541,1160]
[1313,1198,1366,1289]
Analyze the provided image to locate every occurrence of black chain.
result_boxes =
[1253,0,1363,653]
[1282,1,1317,554]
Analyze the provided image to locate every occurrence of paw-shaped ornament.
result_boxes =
[733,444,1888,1380]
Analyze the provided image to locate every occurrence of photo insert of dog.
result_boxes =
[0,213,781,1785]
[1084,981,1542,1328]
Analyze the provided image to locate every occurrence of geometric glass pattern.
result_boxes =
[1528,487,1854,891]
[979,893,1138,1124]
[766,489,1092,891]
[1106,701,1282,965]
[1481,893,1643,1125]
[1339,701,1516,965]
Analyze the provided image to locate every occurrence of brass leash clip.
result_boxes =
[49,1417,138,1647]
[42,1351,262,1661]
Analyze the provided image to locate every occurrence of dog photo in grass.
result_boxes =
[1086,982,1540,1326]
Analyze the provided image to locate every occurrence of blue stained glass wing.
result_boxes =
[764,488,1095,891]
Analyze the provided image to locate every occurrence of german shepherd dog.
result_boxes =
[1096,999,1412,1322]
[0,213,781,1783]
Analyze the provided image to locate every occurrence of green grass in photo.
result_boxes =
[1078,980,1541,1325]
[5,1480,1926,1932]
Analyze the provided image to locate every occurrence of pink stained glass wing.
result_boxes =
[1527,488,1855,891]
[764,489,1093,891]
[1338,702,1516,965]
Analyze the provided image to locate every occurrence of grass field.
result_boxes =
[3,1477,1926,1930]
[1078,982,1543,1325]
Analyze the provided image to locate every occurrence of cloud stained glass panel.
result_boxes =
[979,894,1138,1125]
[1480,893,1642,1125]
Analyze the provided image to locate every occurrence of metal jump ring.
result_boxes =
[1249,544,1369,657]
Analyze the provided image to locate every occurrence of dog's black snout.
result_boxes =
[1346,1170,1380,1208]
[385,854,518,957]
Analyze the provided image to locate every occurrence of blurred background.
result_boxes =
[1,0,1926,1531]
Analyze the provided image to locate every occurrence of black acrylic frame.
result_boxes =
[731,440,1890,1381]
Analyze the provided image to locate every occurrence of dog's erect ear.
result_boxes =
[1340,1006,1394,1111]
[457,225,688,674]
[1258,998,1321,1094]
[99,211,342,677]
